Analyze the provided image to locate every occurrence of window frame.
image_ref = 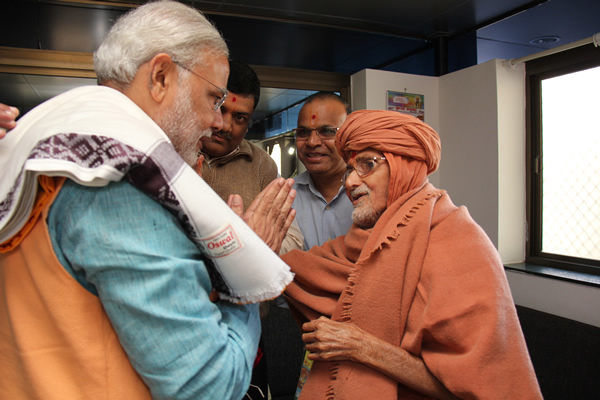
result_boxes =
[526,43,600,276]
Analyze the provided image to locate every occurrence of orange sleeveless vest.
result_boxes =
[0,177,152,399]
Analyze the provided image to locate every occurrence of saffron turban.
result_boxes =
[335,109,441,175]
[335,110,442,204]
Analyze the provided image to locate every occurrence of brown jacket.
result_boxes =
[201,140,277,209]
[200,140,303,253]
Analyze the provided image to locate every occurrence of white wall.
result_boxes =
[350,62,600,327]
[351,69,439,131]
[351,64,500,244]
[496,62,528,263]
[437,60,500,247]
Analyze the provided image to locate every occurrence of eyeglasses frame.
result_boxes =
[342,156,387,183]
[173,61,228,111]
[293,126,340,141]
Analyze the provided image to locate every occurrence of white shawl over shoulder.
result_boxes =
[0,85,293,304]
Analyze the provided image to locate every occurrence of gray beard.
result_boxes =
[352,204,384,229]
[351,185,385,229]
[156,84,212,167]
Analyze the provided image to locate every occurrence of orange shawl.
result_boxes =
[283,111,541,399]
[283,184,541,399]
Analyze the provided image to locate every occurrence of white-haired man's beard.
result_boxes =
[156,83,212,167]
[350,184,386,229]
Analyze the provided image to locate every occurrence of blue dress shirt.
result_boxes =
[47,179,260,400]
[292,171,354,250]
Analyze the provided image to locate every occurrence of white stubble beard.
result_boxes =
[350,184,385,229]
[156,82,213,167]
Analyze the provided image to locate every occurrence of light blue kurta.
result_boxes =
[48,179,260,400]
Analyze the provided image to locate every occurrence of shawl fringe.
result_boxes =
[360,190,445,263]
[326,362,340,400]
[326,188,444,398]
[216,268,294,304]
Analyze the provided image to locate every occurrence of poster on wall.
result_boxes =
[386,91,424,121]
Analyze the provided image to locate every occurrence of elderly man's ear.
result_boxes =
[146,53,179,103]
[124,53,179,118]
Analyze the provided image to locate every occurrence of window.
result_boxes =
[526,44,600,276]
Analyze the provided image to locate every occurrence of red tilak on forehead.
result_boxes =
[311,114,316,119]
[350,151,357,160]
[232,96,237,102]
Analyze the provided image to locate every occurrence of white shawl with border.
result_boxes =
[0,85,293,303]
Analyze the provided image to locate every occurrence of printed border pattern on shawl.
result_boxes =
[1,133,226,294]
[0,171,23,225]
[1,133,141,224]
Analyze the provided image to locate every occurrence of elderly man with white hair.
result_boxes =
[0,1,295,399]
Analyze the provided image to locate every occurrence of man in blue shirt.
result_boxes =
[293,92,354,249]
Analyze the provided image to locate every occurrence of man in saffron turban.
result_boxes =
[282,110,542,399]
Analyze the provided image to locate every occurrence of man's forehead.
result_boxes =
[225,91,254,112]
[299,100,345,123]
[228,91,254,102]
[346,148,383,164]
[297,122,334,128]
[195,55,229,86]
[355,148,383,158]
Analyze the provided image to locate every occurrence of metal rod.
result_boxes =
[507,33,600,69]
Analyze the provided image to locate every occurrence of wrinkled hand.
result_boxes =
[302,316,460,400]
[302,316,366,363]
[0,104,19,139]
[228,177,296,254]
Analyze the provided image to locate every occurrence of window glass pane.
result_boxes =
[541,66,600,261]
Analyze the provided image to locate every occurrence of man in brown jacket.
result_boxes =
[196,59,304,398]
[197,59,303,254]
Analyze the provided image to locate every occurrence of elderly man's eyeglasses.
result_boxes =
[174,62,228,111]
[293,126,339,141]
[343,156,387,182]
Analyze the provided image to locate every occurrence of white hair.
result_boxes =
[93,0,228,90]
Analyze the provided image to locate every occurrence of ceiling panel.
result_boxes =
[3,0,598,75]
[212,14,428,73]
[38,4,121,53]
[0,73,97,113]
[477,0,600,47]
[256,88,317,120]
[193,0,538,38]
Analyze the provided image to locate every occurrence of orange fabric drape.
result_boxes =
[283,111,541,399]
[284,184,542,399]
[0,175,59,253]
[0,176,151,399]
